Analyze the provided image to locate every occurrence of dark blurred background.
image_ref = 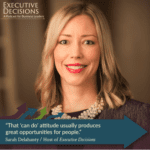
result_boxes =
[0,0,150,116]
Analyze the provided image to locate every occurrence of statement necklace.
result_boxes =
[51,98,104,119]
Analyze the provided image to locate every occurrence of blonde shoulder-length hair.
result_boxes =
[35,1,132,113]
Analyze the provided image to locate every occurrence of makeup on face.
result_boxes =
[54,15,100,86]
[65,63,87,73]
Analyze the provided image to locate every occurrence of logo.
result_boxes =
[3,2,44,19]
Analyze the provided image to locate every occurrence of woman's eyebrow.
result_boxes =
[81,35,97,38]
[60,34,97,38]
[60,34,72,37]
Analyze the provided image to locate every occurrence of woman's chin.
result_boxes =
[62,78,86,86]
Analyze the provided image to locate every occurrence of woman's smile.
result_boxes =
[65,63,87,73]
[54,14,100,86]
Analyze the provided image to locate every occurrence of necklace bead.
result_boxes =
[51,98,104,119]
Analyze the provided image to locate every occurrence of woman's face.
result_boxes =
[54,15,100,86]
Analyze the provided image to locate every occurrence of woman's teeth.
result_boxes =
[67,66,85,69]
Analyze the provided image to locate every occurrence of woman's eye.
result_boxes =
[84,40,95,45]
[59,40,68,45]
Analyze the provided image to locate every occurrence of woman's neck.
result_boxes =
[61,77,98,113]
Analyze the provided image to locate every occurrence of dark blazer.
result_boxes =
[1,99,150,149]
[84,99,150,149]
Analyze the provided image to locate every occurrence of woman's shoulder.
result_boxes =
[124,98,150,108]
[99,99,150,148]
[121,99,150,115]
[122,99,150,121]
[125,99,150,124]
[100,99,150,125]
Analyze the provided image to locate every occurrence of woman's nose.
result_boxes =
[70,41,83,59]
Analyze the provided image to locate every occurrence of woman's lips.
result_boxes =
[65,64,86,73]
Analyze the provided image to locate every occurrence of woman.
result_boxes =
[35,1,133,118]
[21,1,150,149]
